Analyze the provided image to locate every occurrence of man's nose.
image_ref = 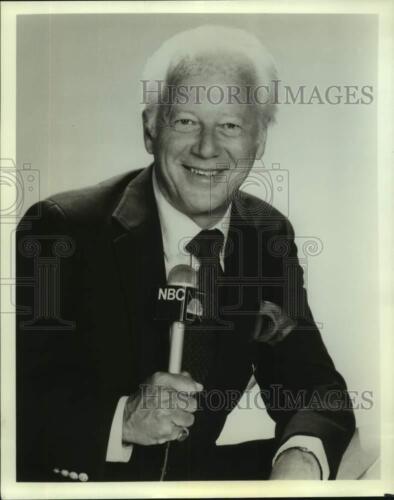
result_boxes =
[191,128,220,159]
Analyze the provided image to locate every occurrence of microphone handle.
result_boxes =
[161,320,187,481]
[168,321,185,374]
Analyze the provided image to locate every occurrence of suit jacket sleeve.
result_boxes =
[253,217,355,479]
[16,200,121,481]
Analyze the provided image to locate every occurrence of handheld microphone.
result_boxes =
[166,264,199,374]
[158,265,200,475]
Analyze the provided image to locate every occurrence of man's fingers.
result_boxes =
[155,411,193,443]
[171,409,195,428]
[176,393,198,413]
[155,372,203,393]
[166,426,185,443]
[168,373,203,393]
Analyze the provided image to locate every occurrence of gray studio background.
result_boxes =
[16,14,379,449]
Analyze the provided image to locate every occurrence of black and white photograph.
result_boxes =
[1,1,392,499]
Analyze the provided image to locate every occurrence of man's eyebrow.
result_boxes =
[169,109,199,120]
[218,115,244,123]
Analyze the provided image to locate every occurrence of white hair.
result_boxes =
[142,25,278,131]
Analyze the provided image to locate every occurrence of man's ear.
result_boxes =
[255,126,267,160]
[142,110,155,155]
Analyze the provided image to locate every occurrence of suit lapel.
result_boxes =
[111,166,168,386]
[199,201,261,399]
[222,199,261,342]
[205,196,283,392]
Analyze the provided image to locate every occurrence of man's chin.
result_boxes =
[182,201,230,225]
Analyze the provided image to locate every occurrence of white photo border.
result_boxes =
[1,1,393,498]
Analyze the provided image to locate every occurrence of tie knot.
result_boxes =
[186,229,224,260]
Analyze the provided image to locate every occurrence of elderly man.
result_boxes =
[16,25,355,482]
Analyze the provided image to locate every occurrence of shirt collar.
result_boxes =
[152,167,231,261]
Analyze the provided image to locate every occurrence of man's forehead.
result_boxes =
[168,74,258,118]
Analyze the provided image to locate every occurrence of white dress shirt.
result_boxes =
[106,169,329,479]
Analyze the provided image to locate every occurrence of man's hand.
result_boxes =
[122,371,202,446]
[270,448,322,480]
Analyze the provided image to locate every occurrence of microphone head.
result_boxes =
[168,264,198,288]
[154,265,202,322]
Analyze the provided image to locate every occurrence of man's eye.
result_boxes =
[219,123,242,137]
[172,118,200,133]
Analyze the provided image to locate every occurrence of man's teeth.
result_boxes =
[188,167,221,177]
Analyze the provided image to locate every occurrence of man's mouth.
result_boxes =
[183,164,228,178]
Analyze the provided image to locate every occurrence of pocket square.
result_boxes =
[252,300,296,346]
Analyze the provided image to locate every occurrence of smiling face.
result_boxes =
[144,72,267,228]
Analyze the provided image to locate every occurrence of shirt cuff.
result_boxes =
[272,435,329,479]
[106,396,133,462]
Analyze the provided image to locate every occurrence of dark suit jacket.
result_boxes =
[16,165,355,481]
